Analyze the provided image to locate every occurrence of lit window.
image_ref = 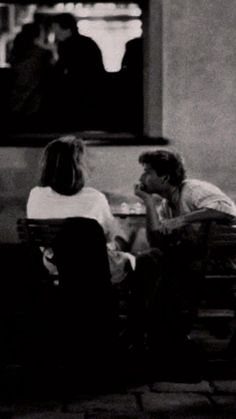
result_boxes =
[75,2,142,72]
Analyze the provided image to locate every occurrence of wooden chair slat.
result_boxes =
[17,218,73,246]
[192,218,236,357]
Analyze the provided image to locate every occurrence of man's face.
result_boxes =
[139,163,166,195]
[53,23,71,42]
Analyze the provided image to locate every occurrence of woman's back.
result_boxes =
[27,185,120,242]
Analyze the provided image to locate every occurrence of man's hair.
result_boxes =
[40,136,86,195]
[139,149,186,186]
[53,13,78,36]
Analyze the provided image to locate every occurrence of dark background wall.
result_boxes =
[163,0,236,192]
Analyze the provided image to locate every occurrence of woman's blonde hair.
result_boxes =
[40,136,86,195]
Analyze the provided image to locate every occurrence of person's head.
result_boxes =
[40,136,86,196]
[11,22,41,61]
[52,13,78,42]
[22,22,41,38]
[138,149,186,195]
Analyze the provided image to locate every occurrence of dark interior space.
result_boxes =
[0,2,144,137]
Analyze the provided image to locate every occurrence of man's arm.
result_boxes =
[134,184,234,246]
[161,207,235,233]
[134,184,166,246]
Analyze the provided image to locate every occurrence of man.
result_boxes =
[50,13,105,130]
[132,149,236,378]
[135,149,236,243]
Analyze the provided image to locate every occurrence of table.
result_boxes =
[112,206,149,253]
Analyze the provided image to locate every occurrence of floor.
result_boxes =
[1,379,236,418]
[0,188,236,418]
[0,359,236,418]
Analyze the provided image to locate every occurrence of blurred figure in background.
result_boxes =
[121,37,143,134]
[8,22,53,132]
[48,13,105,131]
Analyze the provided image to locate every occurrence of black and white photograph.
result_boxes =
[0,1,236,417]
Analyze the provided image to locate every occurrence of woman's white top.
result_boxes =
[27,186,125,242]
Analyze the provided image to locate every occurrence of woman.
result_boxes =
[27,136,134,283]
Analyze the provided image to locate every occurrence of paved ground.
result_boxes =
[0,361,236,419]
[0,378,236,418]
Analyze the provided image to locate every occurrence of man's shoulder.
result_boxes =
[126,37,142,49]
[183,178,209,186]
[75,34,99,49]
[182,178,219,192]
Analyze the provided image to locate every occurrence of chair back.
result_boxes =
[17,217,112,285]
[17,218,69,247]
[17,217,117,365]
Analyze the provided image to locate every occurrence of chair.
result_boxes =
[189,216,236,360]
[17,217,118,369]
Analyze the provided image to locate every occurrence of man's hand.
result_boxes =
[159,216,188,234]
[134,183,150,201]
